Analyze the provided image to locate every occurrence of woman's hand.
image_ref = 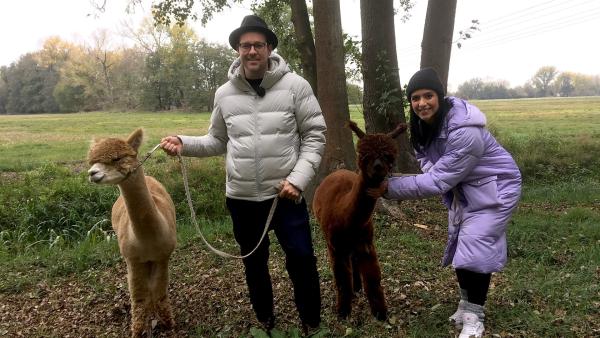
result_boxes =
[160,136,183,156]
[366,179,388,199]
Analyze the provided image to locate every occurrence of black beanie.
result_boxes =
[406,67,445,101]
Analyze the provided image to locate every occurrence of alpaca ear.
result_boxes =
[87,138,99,163]
[89,137,100,147]
[387,123,408,139]
[346,120,365,139]
[127,128,144,152]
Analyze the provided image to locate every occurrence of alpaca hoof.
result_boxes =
[336,307,351,320]
[131,327,144,338]
[156,299,175,329]
[161,317,175,329]
[373,309,388,321]
[155,313,175,330]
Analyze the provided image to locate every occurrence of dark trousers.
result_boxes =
[226,197,321,327]
[456,268,492,306]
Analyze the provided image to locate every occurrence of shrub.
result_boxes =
[0,157,228,253]
[0,163,115,252]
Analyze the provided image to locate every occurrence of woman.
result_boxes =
[372,68,521,338]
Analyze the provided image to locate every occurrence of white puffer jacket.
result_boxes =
[179,53,326,201]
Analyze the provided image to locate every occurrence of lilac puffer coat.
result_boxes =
[386,97,521,273]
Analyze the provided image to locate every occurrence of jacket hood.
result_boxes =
[445,96,487,133]
[228,52,290,91]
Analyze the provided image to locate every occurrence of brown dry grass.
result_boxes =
[0,199,459,338]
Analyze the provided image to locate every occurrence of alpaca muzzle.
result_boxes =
[88,168,104,183]
[372,159,388,177]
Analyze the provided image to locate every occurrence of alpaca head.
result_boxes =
[87,128,144,185]
[347,121,407,184]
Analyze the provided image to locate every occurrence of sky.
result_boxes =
[1,0,599,91]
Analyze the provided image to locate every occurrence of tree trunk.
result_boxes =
[306,0,357,207]
[290,0,318,95]
[99,51,115,105]
[360,0,418,173]
[420,0,457,90]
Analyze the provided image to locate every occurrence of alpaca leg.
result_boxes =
[356,244,387,321]
[351,254,362,294]
[151,260,175,329]
[329,247,353,319]
[128,261,153,338]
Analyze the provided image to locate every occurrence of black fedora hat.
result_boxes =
[228,15,278,50]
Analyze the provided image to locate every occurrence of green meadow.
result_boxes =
[0,96,599,337]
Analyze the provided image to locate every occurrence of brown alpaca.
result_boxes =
[313,121,406,321]
[87,129,177,338]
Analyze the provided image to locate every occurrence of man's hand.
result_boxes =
[366,179,388,199]
[278,180,301,201]
[160,136,183,156]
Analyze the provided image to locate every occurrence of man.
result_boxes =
[160,15,326,334]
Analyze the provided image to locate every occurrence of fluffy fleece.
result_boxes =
[313,121,406,320]
[88,129,177,337]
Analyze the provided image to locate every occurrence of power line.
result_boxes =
[465,9,600,50]
[479,0,598,33]
[482,0,570,28]
[397,1,579,55]
[482,0,561,24]
[397,0,600,58]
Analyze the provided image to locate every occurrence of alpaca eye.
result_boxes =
[112,157,122,162]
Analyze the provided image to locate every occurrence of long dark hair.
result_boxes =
[409,97,452,151]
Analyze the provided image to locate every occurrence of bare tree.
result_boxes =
[420,0,457,90]
[360,0,418,173]
[89,30,117,106]
[532,66,558,97]
[309,0,357,204]
[120,18,168,54]
[290,0,317,94]
[555,72,575,97]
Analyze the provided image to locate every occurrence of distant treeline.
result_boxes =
[0,21,363,115]
[453,66,600,100]
[0,22,598,114]
[0,23,237,115]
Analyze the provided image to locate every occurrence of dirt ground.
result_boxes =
[0,202,459,338]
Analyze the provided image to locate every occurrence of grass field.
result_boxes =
[0,97,599,337]
[0,111,212,171]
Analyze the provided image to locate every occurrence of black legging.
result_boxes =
[455,268,492,306]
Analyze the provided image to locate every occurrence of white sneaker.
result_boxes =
[449,308,465,328]
[458,312,484,338]
[449,300,466,329]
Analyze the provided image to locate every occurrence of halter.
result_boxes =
[131,143,276,259]
[130,143,162,173]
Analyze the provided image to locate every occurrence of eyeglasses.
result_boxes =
[239,42,267,52]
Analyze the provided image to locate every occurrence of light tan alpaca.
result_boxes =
[87,129,177,338]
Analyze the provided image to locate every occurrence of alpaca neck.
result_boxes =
[348,172,380,226]
[117,167,161,232]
